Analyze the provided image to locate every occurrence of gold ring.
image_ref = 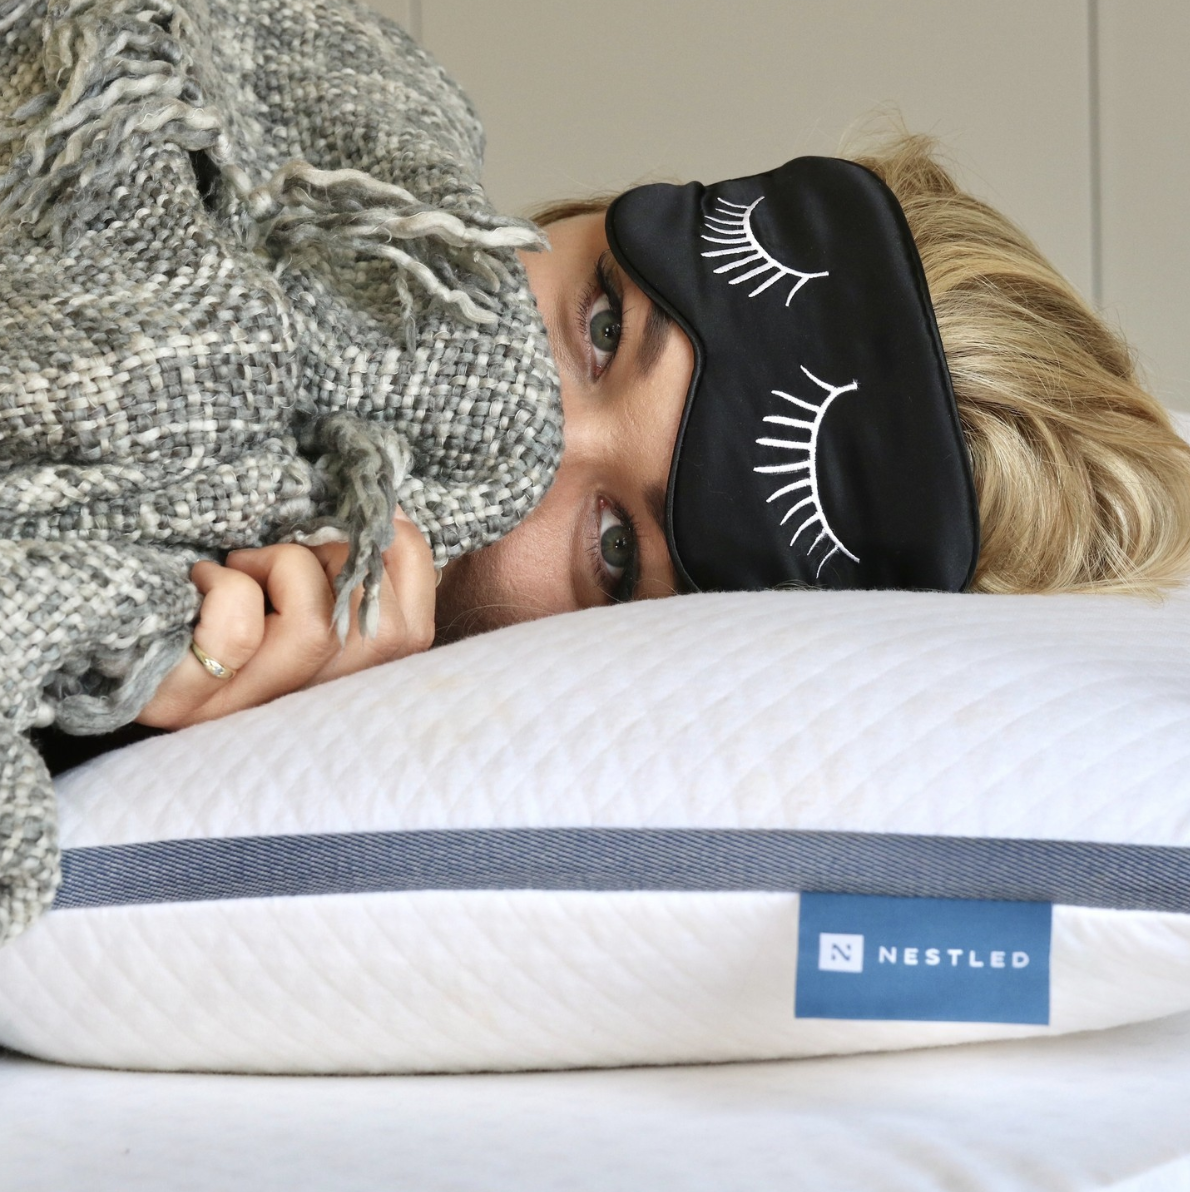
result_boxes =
[191,640,237,680]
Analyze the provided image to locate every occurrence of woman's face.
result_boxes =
[435,213,695,643]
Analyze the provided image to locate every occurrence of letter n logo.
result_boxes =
[818,932,865,973]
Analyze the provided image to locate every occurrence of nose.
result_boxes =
[554,373,604,476]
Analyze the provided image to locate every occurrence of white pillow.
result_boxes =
[1,588,1189,1073]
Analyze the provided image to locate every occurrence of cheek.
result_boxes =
[486,481,584,615]
[435,484,580,642]
[482,511,571,614]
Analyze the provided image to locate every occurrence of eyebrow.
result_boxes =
[645,481,668,539]
[643,478,690,597]
[634,294,674,380]
[643,479,682,600]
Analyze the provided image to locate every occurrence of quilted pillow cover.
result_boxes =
[0,588,1188,1074]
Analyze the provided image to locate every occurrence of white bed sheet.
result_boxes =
[4,1012,1189,1191]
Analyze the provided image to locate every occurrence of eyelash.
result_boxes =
[588,498,641,604]
[700,195,828,305]
[575,252,624,379]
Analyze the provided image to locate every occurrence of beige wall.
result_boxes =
[416,1,1093,296]
[1098,1,1190,408]
[369,0,1188,410]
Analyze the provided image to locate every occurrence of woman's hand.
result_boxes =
[138,509,436,730]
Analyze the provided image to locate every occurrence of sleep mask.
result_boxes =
[605,156,980,593]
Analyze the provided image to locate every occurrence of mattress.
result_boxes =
[3,1011,1190,1191]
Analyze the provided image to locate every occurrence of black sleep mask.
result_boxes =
[605,156,980,592]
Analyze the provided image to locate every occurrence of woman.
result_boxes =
[135,132,1190,731]
[3,0,1186,946]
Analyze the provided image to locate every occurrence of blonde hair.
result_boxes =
[531,136,1190,596]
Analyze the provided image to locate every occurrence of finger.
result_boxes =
[384,510,437,652]
[309,511,436,683]
[138,562,265,728]
[225,544,335,624]
[217,544,338,707]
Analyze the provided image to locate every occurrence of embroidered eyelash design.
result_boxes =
[754,366,860,578]
[701,197,829,304]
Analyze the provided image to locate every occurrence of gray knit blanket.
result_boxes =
[0,0,562,945]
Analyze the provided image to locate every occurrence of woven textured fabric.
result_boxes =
[0,0,563,944]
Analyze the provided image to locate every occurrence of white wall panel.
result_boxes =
[1099,1,1190,409]
[417,0,1093,298]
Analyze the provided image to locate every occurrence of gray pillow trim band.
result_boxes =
[51,829,1190,914]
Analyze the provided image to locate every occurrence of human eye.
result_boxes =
[591,497,639,602]
[577,253,624,378]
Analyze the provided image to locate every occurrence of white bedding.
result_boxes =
[2,587,1190,1072]
[4,1011,1190,1191]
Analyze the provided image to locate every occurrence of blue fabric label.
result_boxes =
[795,892,1051,1024]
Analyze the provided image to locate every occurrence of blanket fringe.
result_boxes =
[0,0,546,325]
[51,625,193,733]
[0,0,42,37]
[289,413,414,643]
[243,160,545,331]
[0,0,235,235]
